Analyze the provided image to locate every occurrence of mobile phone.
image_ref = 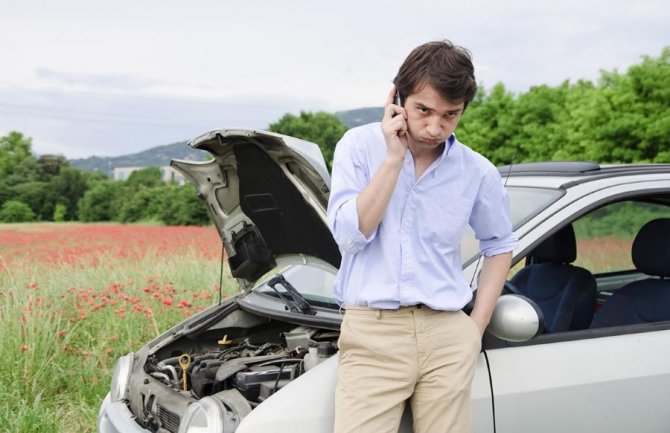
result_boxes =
[395,90,403,107]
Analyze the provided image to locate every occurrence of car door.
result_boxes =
[487,327,670,432]
[485,180,670,432]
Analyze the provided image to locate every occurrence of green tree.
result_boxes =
[155,184,210,226]
[512,83,570,162]
[557,80,601,161]
[124,167,163,190]
[0,132,33,179]
[113,168,166,223]
[53,203,67,222]
[459,47,670,165]
[10,181,55,221]
[0,181,11,209]
[268,111,349,170]
[117,186,164,223]
[36,154,69,180]
[51,167,88,220]
[562,70,650,163]
[77,180,125,222]
[4,155,40,186]
[625,47,670,162]
[458,83,518,165]
[0,200,35,222]
[552,49,670,163]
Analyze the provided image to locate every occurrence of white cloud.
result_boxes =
[1,0,668,158]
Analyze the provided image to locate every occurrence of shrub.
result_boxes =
[78,181,124,222]
[0,200,36,222]
[117,186,163,223]
[156,184,210,226]
[53,203,67,222]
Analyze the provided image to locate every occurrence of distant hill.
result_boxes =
[69,141,208,176]
[336,107,383,128]
[69,107,383,176]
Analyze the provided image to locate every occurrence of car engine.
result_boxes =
[134,309,339,433]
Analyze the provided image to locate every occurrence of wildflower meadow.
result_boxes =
[0,223,236,433]
[0,222,632,433]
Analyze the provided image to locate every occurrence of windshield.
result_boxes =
[252,256,338,306]
[460,186,563,264]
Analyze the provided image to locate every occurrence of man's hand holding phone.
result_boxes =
[381,86,409,163]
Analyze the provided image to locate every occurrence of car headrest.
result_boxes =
[531,224,577,264]
[632,218,670,277]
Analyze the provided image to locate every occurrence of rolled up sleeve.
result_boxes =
[470,169,518,257]
[327,132,377,255]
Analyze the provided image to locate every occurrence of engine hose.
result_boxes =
[149,372,171,385]
[256,358,301,367]
[156,364,179,382]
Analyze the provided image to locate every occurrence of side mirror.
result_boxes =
[487,294,544,342]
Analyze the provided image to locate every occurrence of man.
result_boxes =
[326,40,517,433]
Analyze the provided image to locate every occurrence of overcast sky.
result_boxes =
[1,0,669,159]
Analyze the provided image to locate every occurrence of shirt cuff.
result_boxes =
[479,233,518,257]
[335,198,376,254]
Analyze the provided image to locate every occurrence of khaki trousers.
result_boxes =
[334,305,481,433]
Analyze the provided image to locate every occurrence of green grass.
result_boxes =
[0,224,236,433]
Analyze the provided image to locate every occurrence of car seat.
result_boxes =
[509,224,597,333]
[590,218,670,328]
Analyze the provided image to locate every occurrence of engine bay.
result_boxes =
[135,307,339,432]
[147,325,338,402]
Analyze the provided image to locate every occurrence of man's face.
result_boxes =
[403,83,464,154]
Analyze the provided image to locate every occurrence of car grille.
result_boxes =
[157,404,180,433]
[144,394,155,413]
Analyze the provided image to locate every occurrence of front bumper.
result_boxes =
[98,393,151,433]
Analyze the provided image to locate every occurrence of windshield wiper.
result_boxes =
[267,274,315,315]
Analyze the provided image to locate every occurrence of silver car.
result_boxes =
[98,129,670,433]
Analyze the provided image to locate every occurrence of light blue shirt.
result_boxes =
[327,122,517,310]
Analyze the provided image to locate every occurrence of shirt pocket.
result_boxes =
[419,194,473,246]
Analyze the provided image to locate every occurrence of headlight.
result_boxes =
[178,397,225,433]
[110,353,134,402]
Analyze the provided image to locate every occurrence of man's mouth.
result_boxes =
[421,138,444,145]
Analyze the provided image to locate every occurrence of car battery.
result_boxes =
[232,364,294,401]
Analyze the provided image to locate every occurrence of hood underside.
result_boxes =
[171,129,341,288]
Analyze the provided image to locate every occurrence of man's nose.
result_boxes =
[426,117,442,136]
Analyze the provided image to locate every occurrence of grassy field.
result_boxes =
[0,223,633,433]
[0,223,237,433]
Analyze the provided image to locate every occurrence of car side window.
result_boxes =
[572,200,670,274]
[504,196,670,339]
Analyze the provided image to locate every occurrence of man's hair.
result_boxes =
[393,40,477,109]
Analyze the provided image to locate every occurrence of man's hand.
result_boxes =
[381,86,409,162]
[353,87,408,237]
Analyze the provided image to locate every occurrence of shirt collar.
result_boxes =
[437,134,456,163]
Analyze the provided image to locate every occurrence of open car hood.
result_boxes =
[171,128,341,291]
